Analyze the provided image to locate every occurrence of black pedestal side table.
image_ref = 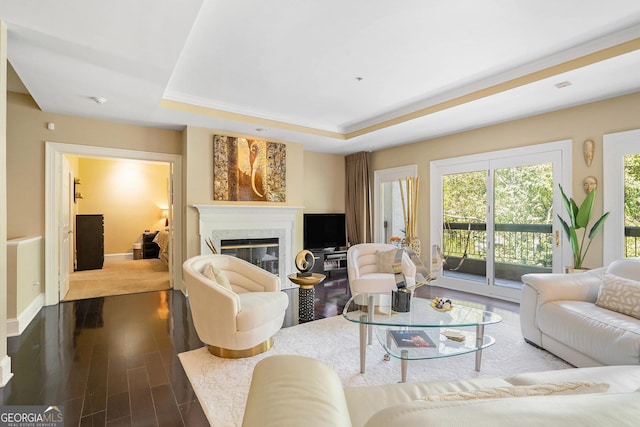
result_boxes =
[287,273,326,323]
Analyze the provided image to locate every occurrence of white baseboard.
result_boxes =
[6,293,44,337]
[0,355,13,386]
[104,253,133,263]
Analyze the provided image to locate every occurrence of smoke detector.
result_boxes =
[91,96,108,104]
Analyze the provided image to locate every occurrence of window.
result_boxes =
[603,129,640,264]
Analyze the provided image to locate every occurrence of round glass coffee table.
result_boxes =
[343,293,502,382]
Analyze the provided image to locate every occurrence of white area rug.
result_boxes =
[179,314,572,427]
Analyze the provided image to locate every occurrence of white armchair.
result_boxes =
[347,243,417,296]
[347,243,417,343]
[183,254,289,358]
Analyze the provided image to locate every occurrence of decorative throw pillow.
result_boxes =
[202,264,232,290]
[376,249,400,273]
[212,266,232,288]
[596,272,640,319]
[421,381,609,402]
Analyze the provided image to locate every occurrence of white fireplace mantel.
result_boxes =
[194,205,303,288]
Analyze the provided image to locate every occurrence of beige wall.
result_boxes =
[6,91,345,296]
[182,126,312,260]
[76,157,170,254]
[370,91,640,269]
[6,92,181,239]
[6,236,42,319]
[303,152,345,213]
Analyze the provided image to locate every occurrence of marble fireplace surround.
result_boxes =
[194,205,303,289]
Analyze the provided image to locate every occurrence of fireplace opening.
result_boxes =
[220,238,279,276]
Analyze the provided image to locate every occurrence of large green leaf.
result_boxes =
[588,212,610,240]
[575,189,596,228]
[558,185,576,225]
[557,215,570,236]
[569,226,580,257]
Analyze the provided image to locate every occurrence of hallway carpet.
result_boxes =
[64,258,170,301]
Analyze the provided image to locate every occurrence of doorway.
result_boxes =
[45,142,183,306]
[373,165,418,243]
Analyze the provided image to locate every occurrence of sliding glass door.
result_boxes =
[431,142,569,302]
[492,157,555,289]
[441,165,487,284]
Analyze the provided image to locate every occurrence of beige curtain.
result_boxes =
[345,151,372,245]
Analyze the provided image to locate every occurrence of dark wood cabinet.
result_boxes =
[142,231,160,259]
[76,214,104,271]
[311,249,347,276]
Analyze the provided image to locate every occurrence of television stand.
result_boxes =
[310,249,347,276]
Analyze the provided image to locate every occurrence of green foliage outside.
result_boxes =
[442,164,553,267]
[625,154,640,257]
[441,153,640,270]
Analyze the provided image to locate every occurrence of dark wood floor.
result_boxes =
[0,271,518,426]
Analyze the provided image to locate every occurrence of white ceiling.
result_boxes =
[1,0,639,154]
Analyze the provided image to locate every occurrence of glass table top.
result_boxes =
[343,293,502,361]
[343,293,502,328]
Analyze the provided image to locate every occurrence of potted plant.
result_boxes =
[557,184,610,270]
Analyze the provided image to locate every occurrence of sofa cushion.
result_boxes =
[344,377,512,427]
[236,292,289,331]
[421,381,608,401]
[607,258,640,281]
[363,392,640,427]
[596,272,640,319]
[243,355,352,427]
[506,365,640,393]
[537,300,640,365]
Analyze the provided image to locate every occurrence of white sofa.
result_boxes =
[521,259,640,367]
[242,355,640,427]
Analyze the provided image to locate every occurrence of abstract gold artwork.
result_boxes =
[213,135,286,201]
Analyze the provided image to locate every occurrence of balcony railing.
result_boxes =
[625,226,640,258]
[442,222,640,280]
[443,222,553,281]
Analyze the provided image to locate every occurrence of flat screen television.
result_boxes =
[303,213,347,251]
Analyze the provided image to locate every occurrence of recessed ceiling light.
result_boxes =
[355,76,364,81]
[255,128,267,132]
[554,81,572,89]
[91,96,107,104]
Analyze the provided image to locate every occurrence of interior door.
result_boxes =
[59,157,72,300]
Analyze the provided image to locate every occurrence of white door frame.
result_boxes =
[45,142,183,306]
[430,140,572,302]
[373,165,418,243]
[603,129,640,264]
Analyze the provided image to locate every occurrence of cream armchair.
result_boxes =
[183,254,289,358]
[347,243,417,343]
[347,243,417,295]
